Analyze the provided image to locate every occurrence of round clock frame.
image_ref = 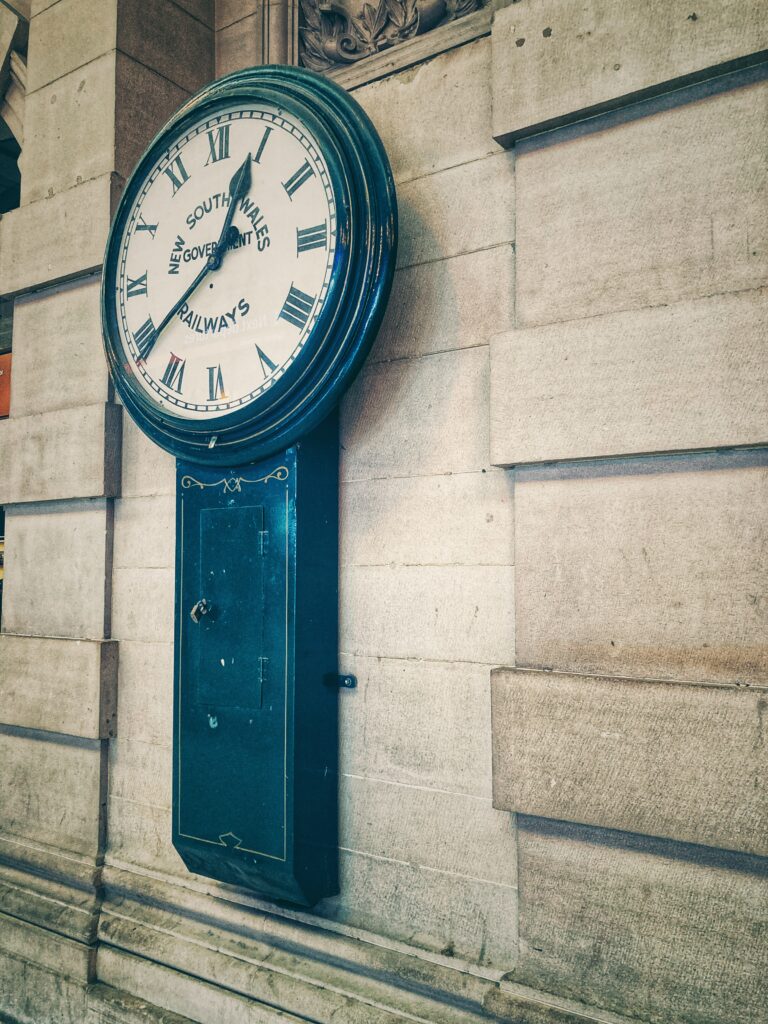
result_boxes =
[101,64,397,466]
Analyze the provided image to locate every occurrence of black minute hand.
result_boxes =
[142,153,253,357]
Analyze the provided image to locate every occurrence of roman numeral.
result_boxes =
[279,285,315,330]
[133,317,157,360]
[296,222,327,254]
[253,126,272,164]
[126,271,148,298]
[207,364,225,401]
[205,125,230,165]
[160,352,185,393]
[136,215,157,239]
[164,155,190,195]
[255,345,277,378]
[282,159,314,199]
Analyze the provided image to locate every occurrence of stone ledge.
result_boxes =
[490,288,768,465]
[491,667,768,856]
[0,403,122,504]
[492,0,768,144]
[0,909,93,982]
[0,634,117,739]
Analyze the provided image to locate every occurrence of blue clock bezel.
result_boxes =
[101,65,397,466]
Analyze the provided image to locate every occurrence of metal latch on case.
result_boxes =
[190,597,211,623]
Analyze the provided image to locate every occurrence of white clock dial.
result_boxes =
[114,103,337,419]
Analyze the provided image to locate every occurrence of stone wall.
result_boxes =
[0,1,765,1023]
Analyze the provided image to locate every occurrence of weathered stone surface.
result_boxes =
[105,795,180,876]
[2,502,111,639]
[0,858,99,944]
[341,563,514,665]
[397,150,514,269]
[339,655,494,798]
[113,494,175,571]
[22,51,187,205]
[114,641,173,747]
[490,287,768,465]
[0,909,92,980]
[0,403,121,504]
[87,983,198,1024]
[26,0,117,93]
[341,346,490,481]
[515,453,768,685]
[371,244,514,364]
[111,566,174,643]
[492,668,767,855]
[216,0,258,31]
[0,634,117,739]
[215,11,260,77]
[109,736,171,808]
[341,469,513,568]
[0,948,89,1024]
[357,38,497,184]
[0,731,104,857]
[117,0,214,95]
[492,0,768,144]
[513,818,768,1024]
[11,277,108,417]
[120,416,176,498]
[319,849,518,970]
[516,80,767,326]
[340,774,515,885]
[0,173,118,294]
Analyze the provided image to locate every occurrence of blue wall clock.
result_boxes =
[102,64,396,465]
[101,66,397,905]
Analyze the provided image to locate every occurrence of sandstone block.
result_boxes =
[515,454,768,685]
[216,1,258,31]
[341,346,489,481]
[215,12,261,77]
[0,731,104,857]
[516,80,767,326]
[106,796,180,877]
[490,287,768,464]
[357,38,497,184]
[397,150,514,269]
[492,0,768,143]
[340,773,515,886]
[0,634,117,739]
[27,0,117,93]
[340,469,513,568]
[492,668,767,855]
[117,0,214,95]
[340,563,514,665]
[513,818,768,1024]
[0,173,118,295]
[0,858,99,944]
[339,655,494,798]
[2,503,112,639]
[113,494,175,571]
[0,949,89,1024]
[0,403,121,504]
[114,641,173,747]
[109,736,171,809]
[319,849,518,970]
[11,277,108,417]
[0,910,92,980]
[120,416,176,498]
[371,244,514,364]
[111,566,174,643]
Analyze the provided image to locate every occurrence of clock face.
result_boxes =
[102,66,396,464]
[113,103,338,419]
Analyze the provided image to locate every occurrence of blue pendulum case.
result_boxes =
[172,414,339,906]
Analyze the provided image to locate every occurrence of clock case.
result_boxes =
[101,64,396,466]
[101,67,397,906]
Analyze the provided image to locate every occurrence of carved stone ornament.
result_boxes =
[299,0,484,71]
